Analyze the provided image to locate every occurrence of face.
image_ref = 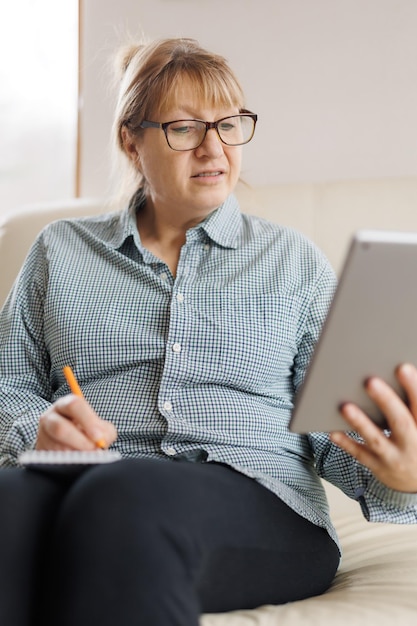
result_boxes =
[125,81,243,223]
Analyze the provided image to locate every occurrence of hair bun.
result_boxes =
[114,43,143,77]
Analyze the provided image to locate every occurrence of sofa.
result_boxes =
[2,177,417,624]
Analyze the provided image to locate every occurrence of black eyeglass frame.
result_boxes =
[133,109,258,151]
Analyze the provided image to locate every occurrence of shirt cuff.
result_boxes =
[359,476,417,522]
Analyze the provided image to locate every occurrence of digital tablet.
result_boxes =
[289,230,417,433]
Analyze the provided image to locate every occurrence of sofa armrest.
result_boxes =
[0,198,103,307]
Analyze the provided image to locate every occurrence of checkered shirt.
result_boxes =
[1,193,417,547]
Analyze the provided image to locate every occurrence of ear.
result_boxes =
[121,126,141,166]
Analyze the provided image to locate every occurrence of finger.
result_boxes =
[53,395,117,448]
[330,427,416,491]
[330,429,379,470]
[396,363,417,421]
[365,376,414,443]
[336,401,392,457]
[36,411,98,451]
[331,401,395,473]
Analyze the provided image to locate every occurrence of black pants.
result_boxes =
[0,458,340,626]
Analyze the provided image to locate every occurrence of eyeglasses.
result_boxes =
[136,110,257,151]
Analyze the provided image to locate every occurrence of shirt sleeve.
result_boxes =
[0,232,53,467]
[292,255,337,395]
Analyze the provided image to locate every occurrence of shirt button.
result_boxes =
[203,243,210,251]
[163,401,173,411]
[176,293,184,303]
[172,343,181,353]
[165,447,177,456]
[160,272,168,281]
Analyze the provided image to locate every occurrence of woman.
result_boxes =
[1,37,417,626]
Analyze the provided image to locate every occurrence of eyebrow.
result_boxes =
[160,107,239,121]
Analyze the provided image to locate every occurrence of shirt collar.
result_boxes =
[198,194,242,249]
[108,190,242,252]
[105,191,146,252]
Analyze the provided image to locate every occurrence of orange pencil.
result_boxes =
[62,365,106,449]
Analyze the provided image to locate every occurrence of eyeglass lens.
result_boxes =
[166,115,255,150]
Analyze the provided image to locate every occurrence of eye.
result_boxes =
[218,122,235,133]
[169,121,199,135]
[171,125,191,135]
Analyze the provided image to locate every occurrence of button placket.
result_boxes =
[158,243,197,440]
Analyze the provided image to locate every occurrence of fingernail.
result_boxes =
[399,363,413,376]
[364,376,374,388]
[364,376,382,392]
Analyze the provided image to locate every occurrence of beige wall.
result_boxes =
[79,0,417,197]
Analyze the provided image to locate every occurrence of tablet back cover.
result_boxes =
[289,230,417,433]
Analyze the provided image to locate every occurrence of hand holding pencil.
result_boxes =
[35,366,117,453]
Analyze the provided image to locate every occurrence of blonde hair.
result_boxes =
[110,38,246,207]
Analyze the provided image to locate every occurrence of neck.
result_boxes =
[136,200,203,277]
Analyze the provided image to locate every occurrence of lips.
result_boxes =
[191,170,224,178]
[192,170,224,178]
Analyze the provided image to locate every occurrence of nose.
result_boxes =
[195,127,224,158]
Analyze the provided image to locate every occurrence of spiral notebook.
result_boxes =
[18,449,122,468]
